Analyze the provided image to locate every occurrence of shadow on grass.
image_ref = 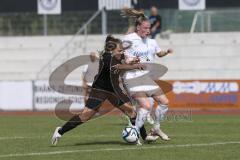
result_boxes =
[50,140,132,148]
[73,140,128,146]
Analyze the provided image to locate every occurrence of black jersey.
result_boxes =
[86,52,129,109]
[92,52,124,92]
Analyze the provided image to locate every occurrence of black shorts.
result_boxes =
[85,87,130,110]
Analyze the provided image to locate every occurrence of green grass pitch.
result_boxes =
[0,114,239,160]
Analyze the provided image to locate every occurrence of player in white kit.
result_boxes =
[82,52,99,104]
[121,8,173,141]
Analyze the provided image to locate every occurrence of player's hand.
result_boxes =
[135,64,146,70]
[111,64,120,73]
[132,57,140,64]
[167,48,173,54]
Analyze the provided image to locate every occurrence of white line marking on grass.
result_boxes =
[0,136,30,140]
[0,141,240,158]
[0,135,117,140]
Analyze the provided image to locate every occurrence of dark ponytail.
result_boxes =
[104,35,122,52]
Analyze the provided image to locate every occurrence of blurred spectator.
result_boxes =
[149,6,162,39]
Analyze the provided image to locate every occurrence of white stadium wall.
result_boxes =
[0,81,32,110]
[156,32,240,80]
[0,32,239,80]
[33,80,85,111]
[0,80,85,111]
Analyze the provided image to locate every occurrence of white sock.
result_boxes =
[154,104,168,130]
[135,108,149,132]
[148,97,155,109]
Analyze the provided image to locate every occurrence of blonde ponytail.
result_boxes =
[121,8,146,19]
[121,8,148,27]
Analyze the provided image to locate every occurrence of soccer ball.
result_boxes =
[122,126,139,144]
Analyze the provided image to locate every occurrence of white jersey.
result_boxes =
[122,32,161,80]
[82,60,99,86]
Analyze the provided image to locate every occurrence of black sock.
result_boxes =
[140,126,147,140]
[58,115,83,135]
[130,117,147,140]
[130,117,136,125]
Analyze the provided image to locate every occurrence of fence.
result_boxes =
[1,8,240,36]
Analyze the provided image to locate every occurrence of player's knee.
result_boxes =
[153,93,169,106]
[134,100,152,111]
[160,97,169,106]
[140,102,151,111]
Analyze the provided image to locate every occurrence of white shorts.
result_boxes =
[123,74,162,97]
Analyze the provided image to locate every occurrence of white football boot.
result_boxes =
[151,128,170,141]
[51,127,62,145]
[145,133,159,143]
[134,127,142,146]
[136,139,142,146]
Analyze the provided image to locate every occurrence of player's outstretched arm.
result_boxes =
[112,63,146,71]
[124,56,140,64]
[156,48,173,57]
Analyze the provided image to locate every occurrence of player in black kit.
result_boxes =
[51,35,151,145]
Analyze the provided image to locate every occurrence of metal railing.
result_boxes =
[36,8,106,79]
[190,9,240,33]
[2,8,240,36]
